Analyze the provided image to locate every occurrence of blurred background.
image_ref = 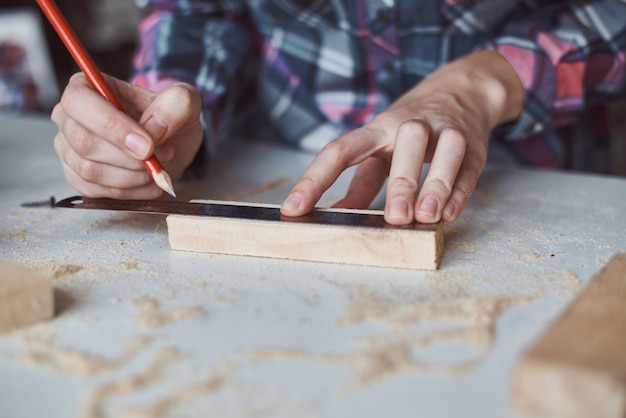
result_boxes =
[0,0,141,113]
[0,0,624,176]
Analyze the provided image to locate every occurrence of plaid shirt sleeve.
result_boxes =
[481,0,626,140]
[131,0,250,178]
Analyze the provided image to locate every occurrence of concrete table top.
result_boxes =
[1,113,625,418]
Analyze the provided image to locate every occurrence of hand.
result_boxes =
[51,73,203,199]
[281,50,524,224]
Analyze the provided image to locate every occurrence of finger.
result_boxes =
[415,127,466,223]
[59,157,164,200]
[138,83,202,146]
[281,126,388,216]
[61,74,155,160]
[55,132,154,190]
[332,157,389,209]
[384,119,429,225]
[441,153,485,222]
[55,118,144,170]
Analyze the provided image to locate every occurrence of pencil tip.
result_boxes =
[152,170,176,198]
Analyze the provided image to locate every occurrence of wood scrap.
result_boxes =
[167,200,444,270]
[512,253,626,418]
[0,261,54,334]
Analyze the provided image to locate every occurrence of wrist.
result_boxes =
[456,49,525,129]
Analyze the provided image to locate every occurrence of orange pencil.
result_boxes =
[35,0,176,197]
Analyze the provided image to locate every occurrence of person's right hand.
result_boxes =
[51,73,203,199]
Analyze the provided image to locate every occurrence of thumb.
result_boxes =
[138,83,202,146]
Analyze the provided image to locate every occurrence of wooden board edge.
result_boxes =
[166,214,444,270]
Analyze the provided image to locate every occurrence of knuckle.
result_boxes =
[68,72,85,83]
[297,175,323,191]
[368,113,398,137]
[397,118,429,137]
[320,139,348,163]
[453,185,474,202]
[388,175,418,192]
[68,126,94,157]
[51,103,63,124]
[53,133,65,157]
[74,158,100,182]
[107,187,129,200]
[101,114,121,138]
[424,177,453,196]
[166,84,194,112]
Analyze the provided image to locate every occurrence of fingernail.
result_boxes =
[125,134,150,159]
[282,193,303,213]
[418,196,438,218]
[387,197,409,220]
[144,114,169,141]
[443,200,455,220]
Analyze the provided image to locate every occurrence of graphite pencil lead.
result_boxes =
[152,170,176,198]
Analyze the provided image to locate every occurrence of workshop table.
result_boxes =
[1,113,625,418]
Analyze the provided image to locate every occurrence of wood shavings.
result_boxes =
[120,364,236,418]
[544,269,581,297]
[82,347,186,418]
[15,336,158,377]
[508,238,542,262]
[339,284,533,329]
[131,296,207,330]
[248,280,535,389]
[50,264,83,279]
[248,341,477,391]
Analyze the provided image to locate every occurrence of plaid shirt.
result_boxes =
[132,0,626,174]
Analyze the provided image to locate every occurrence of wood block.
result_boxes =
[167,200,444,270]
[512,253,626,418]
[0,261,54,334]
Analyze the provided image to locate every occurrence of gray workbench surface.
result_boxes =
[1,113,625,418]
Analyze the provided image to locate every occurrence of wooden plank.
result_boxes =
[167,200,444,270]
[512,253,626,418]
[0,261,54,334]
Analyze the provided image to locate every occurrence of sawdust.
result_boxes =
[249,341,478,391]
[50,264,84,279]
[544,269,581,297]
[88,213,166,232]
[10,320,59,345]
[81,347,186,418]
[131,295,208,330]
[339,283,533,329]
[120,364,236,418]
[224,176,293,201]
[4,229,28,241]
[247,277,535,389]
[508,238,542,261]
[15,259,84,281]
[16,336,158,377]
[211,292,232,306]
[162,280,211,301]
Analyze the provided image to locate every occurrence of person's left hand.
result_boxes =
[280,49,524,224]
